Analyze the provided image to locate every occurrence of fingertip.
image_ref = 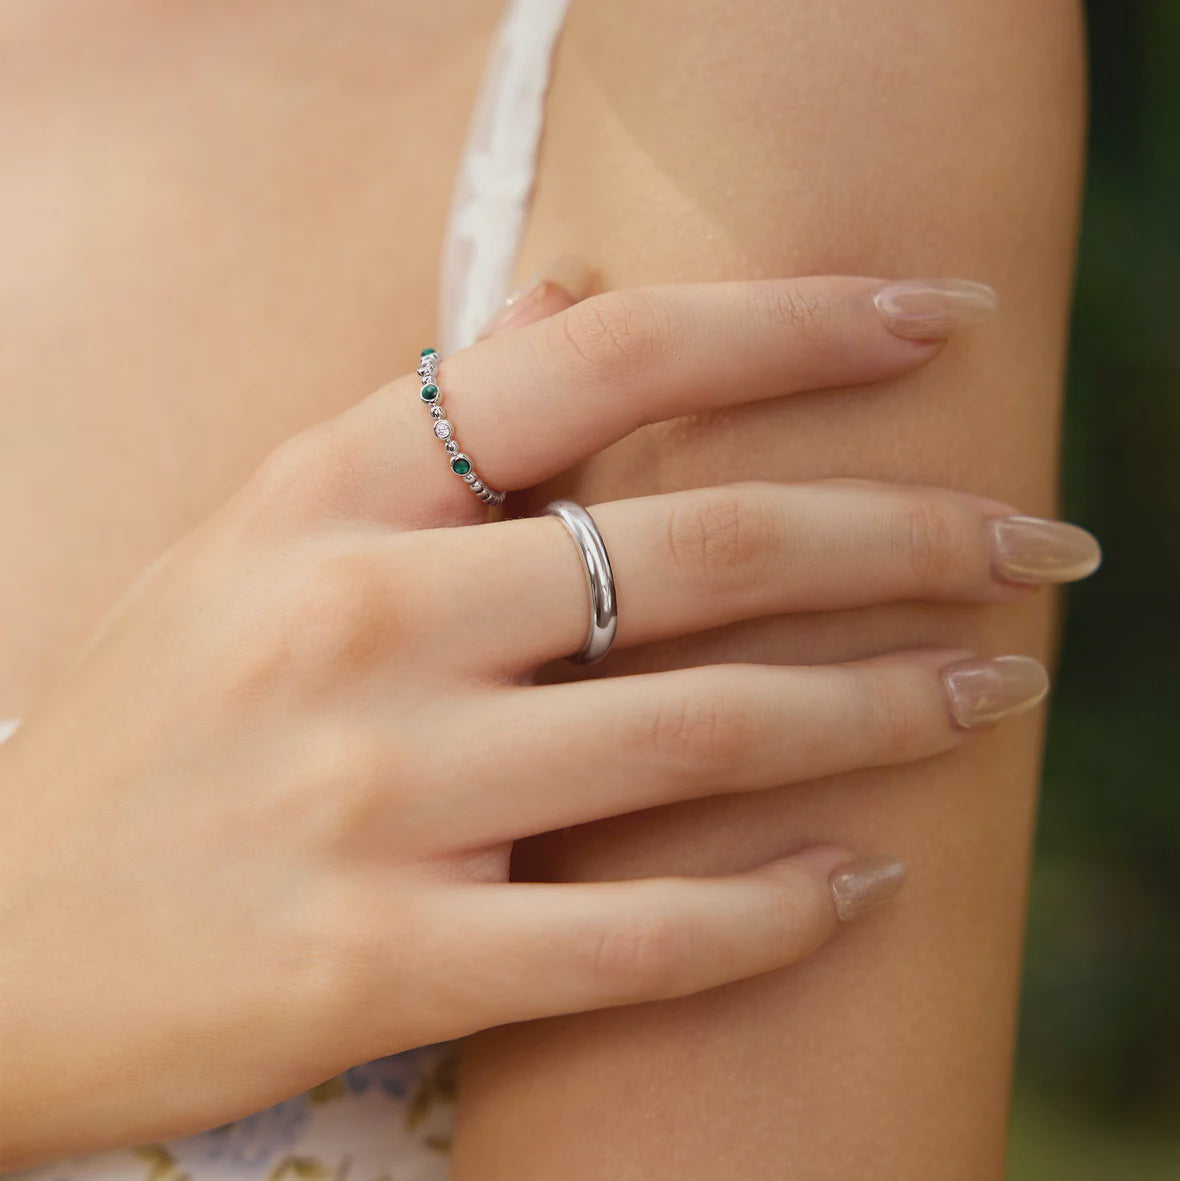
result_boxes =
[757,844,860,924]
[757,844,905,951]
[479,256,592,339]
[776,843,863,877]
[538,255,593,302]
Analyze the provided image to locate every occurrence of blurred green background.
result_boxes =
[1007,2,1180,1176]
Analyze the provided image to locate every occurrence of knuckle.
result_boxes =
[288,890,401,1028]
[550,288,668,378]
[248,433,315,508]
[586,904,687,1002]
[246,425,352,522]
[766,283,831,342]
[900,494,968,586]
[665,485,777,593]
[289,551,377,629]
[648,679,751,777]
[276,726,391,846]
[274,544,407,671]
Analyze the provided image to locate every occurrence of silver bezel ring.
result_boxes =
[543,499,619,664]
[417,348,506,507]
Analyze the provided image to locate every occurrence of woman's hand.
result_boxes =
[0,276,1100,1167]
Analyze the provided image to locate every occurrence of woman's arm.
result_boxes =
[450,0,1086,1176]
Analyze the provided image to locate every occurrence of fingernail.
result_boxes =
[872,278,998,341]
[830,856,907,922]
[480,255,591,337]
[942,655,1049,729]
[990,516,1102,585]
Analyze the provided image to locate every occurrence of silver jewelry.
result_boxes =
[417,348,505,507]
[543,500,618,664]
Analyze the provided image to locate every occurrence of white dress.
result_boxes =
[3,1,571,1177]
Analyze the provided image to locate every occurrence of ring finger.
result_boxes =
[412,479,1100,672]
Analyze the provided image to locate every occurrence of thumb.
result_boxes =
[477,255,592,339]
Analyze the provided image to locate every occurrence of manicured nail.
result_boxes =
[872,278,998,341]
[480,255,591,337]
[942,655,1049,729]
[830,856,907,922]
[990,516,1102,585]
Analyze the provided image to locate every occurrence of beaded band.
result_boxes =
[416,348,506,507]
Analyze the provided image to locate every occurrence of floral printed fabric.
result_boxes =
[8,1047,457,1181]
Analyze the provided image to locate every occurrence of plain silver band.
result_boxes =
[543,500,618,664]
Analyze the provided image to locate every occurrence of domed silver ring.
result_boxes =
[543,500,618,664]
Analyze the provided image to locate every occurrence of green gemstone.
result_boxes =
[420,347,437,357]
[420,383,439,402]
[451,457,472,476]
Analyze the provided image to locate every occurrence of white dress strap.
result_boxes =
[439,0,573,355]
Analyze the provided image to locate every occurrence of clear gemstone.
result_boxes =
[433,419,454,440]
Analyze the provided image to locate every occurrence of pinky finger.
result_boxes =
[441,848,906,1029]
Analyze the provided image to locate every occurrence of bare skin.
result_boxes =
[450,1,1087,1177]
[0,0,496,711]
[12,271,1089,1167]
[0,0,1085,1177]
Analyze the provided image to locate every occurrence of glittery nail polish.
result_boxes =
[830,856,907,921]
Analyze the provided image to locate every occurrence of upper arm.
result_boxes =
[451,1,1086,1176]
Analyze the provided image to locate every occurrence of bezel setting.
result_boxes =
[416,349,504,506]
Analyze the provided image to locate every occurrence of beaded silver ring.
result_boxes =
[416,348,506,507]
